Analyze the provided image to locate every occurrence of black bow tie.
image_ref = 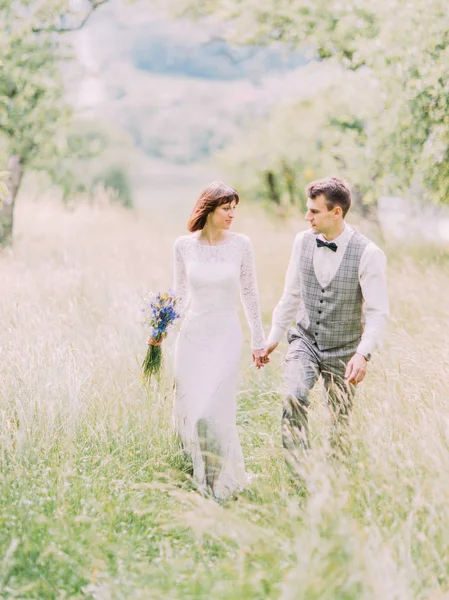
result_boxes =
[316,238,338,252]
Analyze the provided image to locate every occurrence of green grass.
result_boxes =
[1,197,449,598]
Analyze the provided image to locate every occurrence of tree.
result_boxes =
[0,0,109,245]
[168,0,449,206]
[218,72,379,213]
[93,164,133,208]
[0,170,8,205]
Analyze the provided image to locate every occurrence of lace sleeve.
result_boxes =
[239,236,265,350]
[174,238,189,315]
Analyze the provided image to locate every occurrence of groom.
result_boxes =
[258,177,389,467]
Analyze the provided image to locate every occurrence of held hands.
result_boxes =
[252,343,369,381]
[252,349,266,370]
[345,353,368,386]
[252,342,279,369]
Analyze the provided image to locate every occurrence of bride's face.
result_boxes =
[209,200,238,230]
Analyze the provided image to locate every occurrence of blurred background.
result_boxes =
[1,0,316,235]
[2,3,449,598]
[2,0,449,241]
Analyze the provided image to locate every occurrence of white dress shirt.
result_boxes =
[267,224,389,356]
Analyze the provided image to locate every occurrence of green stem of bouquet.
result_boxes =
[142,341,163,382]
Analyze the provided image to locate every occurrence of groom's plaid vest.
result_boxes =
[296,231,369,351]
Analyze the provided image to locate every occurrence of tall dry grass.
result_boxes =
[1,196,449,599]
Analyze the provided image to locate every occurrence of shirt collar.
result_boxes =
[318,223,353,246]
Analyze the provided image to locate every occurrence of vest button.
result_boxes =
[321,289,325,293]
[318,311,322,314]
[320,300,324,304]
[316,321,320,325]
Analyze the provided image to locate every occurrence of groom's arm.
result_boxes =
[266,232,305,350]
[345,243,389,385]
[357,243,389,358]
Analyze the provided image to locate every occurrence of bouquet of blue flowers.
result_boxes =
[141,291,180,382]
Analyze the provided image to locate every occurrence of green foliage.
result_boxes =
[0,3,67,166]
[220,72,380,211]
[170,0,449,205]
[93,164,133,208]
[0,0,110,198]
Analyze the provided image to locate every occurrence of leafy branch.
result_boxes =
[32,0,109,34]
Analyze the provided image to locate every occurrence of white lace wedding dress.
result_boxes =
[173,232,265,499]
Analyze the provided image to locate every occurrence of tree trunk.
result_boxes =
[282,162,297,206]
[352,184,379,223]
[265,171,281,205]
[0,154,24,246]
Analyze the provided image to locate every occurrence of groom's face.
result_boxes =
[305,194,338,235]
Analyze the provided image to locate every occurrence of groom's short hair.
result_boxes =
[307,177,352,217]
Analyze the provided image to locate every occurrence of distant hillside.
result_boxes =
[79,4,306,81]
[70,2,328,198]
[131,33,306,81]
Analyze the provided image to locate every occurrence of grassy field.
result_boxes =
[1,196,449,599]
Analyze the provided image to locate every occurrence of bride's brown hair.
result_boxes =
[187,181,239,232]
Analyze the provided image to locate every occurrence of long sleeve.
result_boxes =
[266,233,304,346]
[239,236,265,350]
[173,238,190,316]
[356,243,390,356]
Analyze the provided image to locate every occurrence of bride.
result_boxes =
[149,181,265,499]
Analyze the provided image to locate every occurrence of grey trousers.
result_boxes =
[283,329,356,465]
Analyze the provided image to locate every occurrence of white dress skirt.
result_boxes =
[173,232,265,499]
